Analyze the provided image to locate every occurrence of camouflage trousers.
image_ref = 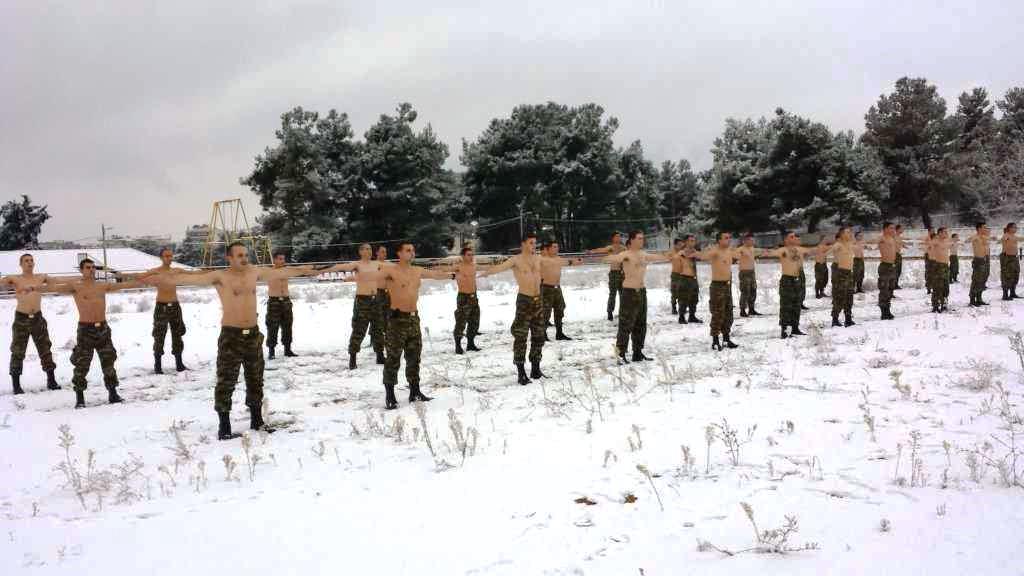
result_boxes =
[383,311,422,388]
[738,270,757,313]
[798,267,807,305]
[778,275,801,328]
[511,294,545,364]
[349,295,385,356]
[679,275,699,318]
[541,284,566,330]
[607,269,624,316]
[853,257,865,292]
[153,302,186,355]
[970,257,990,300]
[831,268,854,319]
[670,272,684,313]
[1001,254,1020,291]
[265,296,293,349]
[9,311,56,376]
[924,257,934,293]
[877,262,896,309]
[931,263,950,309]
[895,253,904,287]
[814,263,829,295]
[708,280,734,338]
[615,288,647,355]
[214,326,264,413]
[71,322,119,392]
[377,289,391,340]
[453,292,481,338]
[949,254,959,282]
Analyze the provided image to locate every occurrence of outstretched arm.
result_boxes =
[421,267,457,281]
[586,245,613,255]
[479,256,516,277]
[320,262,359,274]
[603,251,629,264]
[644,252,672,263]
[106,278,153,292]
[178,270,221,286]
[257,265,318,282]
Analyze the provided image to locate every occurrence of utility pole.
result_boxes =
[101,223,111,276]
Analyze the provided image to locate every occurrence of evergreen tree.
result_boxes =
[997,86,1024,141]
[0,195,50,250]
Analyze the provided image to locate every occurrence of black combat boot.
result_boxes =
[515,363,530,385]
[844,314,855,327]
[831,315,842,327]
[883,305,895,320]
[740,309,748,318]
[555,327,572,341]
[217,411,241,440]
[632,350,652,362]
[154,353,163,375]
[267,346,276,360]
[376,350,386,364]
[688,312,703,324]
[174,353,188,372]
[46,370,60,390]
[466,336,481,352]
[530,360,546,379]
[409,382,432,403]
[607,311,614,321]
[349,354,357,370]
[107,386,123,404]
[712,336,722,351]
[749,309,762,316]
[74,390,85,409]
[249,402,274,433]
[12,375,24,395]
[455,336,464,355]
[781,327,789,339]
[723,334,739,349]
[671,304,677,315]
[790,326,807,336]
[283,345,297,357]
[678,314,687,324]
[1002,289,1011,301]
[384,385,398,410]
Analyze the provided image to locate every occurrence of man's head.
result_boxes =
[461,244,474,261]
[521,232,537,254]
[674,238,684,250]
[896,224,904,234]
[717,231,731,248]
[548,241,560,256]
[938,227,949,239]
[684,234,696,248]
[784,231,800,246]
[611,232,622,245]
[1006,222,1017,235]
[976,222,989,235]
[952,233,960,240]
[358,243,372,260]
[225,242,249,268]
[272,251,287,267]
[627,230,644,249]
[742,233,753,247]
[397,242,415,262]
[883,222,895,236]
[160,247,173,266]
[19,253,34,274]
[855,231,863,241]
[376,246,388,260]
[838,226,852,242]
[79,258,96,279]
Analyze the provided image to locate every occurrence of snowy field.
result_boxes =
[2,259,1024,575]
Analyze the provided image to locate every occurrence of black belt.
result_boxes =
[222,326,259,335]
[518,293,540,301]
[79,321,108,328]
[541,284,560,288]
[391,309,418,318]
[622,287,646,292]
[270,296,290,301]
[458,292,477,297]
[710,280,731,285]
[15,311,41,319]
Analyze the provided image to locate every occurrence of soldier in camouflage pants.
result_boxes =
[853,256,865,293]
[931,262,950,311]
[679,274,701,322]
[1001,254,1020,299]
[377,288,391,340]
[970,256,990,305]
[214,326,265,414]
[894,252,904,290]
[949,253,959,282]
[738,270,757,316]
[71,322,120,393]
[670,272,683,315]
[453,292,481,341]
[10,312,57,381]
[511,294,545,368]
[798,267,808,308]
[349,295,385,362]
[778,275,801,336]
[383,310,424,406]
[265,296,293,354]
[877,262,896,319]
[541,284,566,337]
[708,280,734,340]
[814,262,829,298]
[607,269,624,320]
[615,288,647,359]
[831,268,854,325]
[153,302,186,356]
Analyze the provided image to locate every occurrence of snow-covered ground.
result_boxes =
[2,259,1024,575]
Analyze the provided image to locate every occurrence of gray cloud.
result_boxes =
[2,0,1022,241]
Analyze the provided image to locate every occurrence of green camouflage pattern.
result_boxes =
[708,280,734,337]
[383,312,423,388]
[970,257,990,300]
[778,275,801,328]
[1000,254,1020,291]
[680,275,699,318]
[511,294,545,364]
[831,268,854,319]
[454,292,481,338]
[377,289,390,340]
[152,302,186,355]
[738,270,756,313]
[214,327,264,413]
[814,262,829,294]
[541,284,566,330]
[670,272,683,313]
[265,296,293,349]
[71,322,119,392]
[895,252,904,287]
[349,295,385,356]
[877,262,896,308]
[607,269,624,316]
[615,288,647,355]
[949,254,959,282]
[931,263,950,309]
[853,257,865,292]
[798,267,807,305]
[9,312,56,376]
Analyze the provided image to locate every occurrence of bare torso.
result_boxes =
[385,265,427,312]
[704,247,735,282]
[878,237,897,263]
[1002,234,1019,256]
[353,261,385,296]
[854,241,865,259]
[212,269,261,328]
[832,241,854,270]
[267,271,291,298]
[930,238,951,264]
[607,244,625,271]
[540,256,566,285]
[148,267,181,303]
[618,250,651,289]
[510,255,542,296]
[972,236,990,258]
[6,274,48,314]
[670,251,685,274]
[736,246,758,271]
[455,261,478,293]
[71,281,112,323]
[814,245,829,264]
[680,250,697,276]
[777,247,806,277]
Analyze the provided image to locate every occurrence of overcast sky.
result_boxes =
[2,1,1022,242]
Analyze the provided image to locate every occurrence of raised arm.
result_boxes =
[603,251,629,264]
[319,261,360,274]
[106,278,152,292]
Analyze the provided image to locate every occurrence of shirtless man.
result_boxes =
[121,248,194,374]
[1000,223,1021,300]
[853,231,866,293]
[603,230,671,362]
[376,245,391,340]
[183,243,318,439]
[894,224,905,290]
[736,233,763,317]
[539,241,583,342]
[2,254,61,394]
[813,238,832,298]
[949,233,961,283]
[452,244,485,354]
[969,222,992,307]
[692,232,741,350]
[677,235,703,323]
[49,259,151,408]
[669,238,685,316]
[363,242,455,409]
[924,229,936,295]
[875,222,899,319]
[481,233,545,384]
[764,232,814,338]
[927,228,953,312]
[587,232,626,321]
[262,251,300,359]
[322,244,386,368]
[827,227,856,327]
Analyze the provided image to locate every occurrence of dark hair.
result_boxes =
[627,230,643,243]
[398,242,414,251]
[272,250,287,259]
[684,234,695,241]
[79,258,95,270]
[376,245,387,252]
[358,243,371,251]
[938,227,947,234]
[895,224,903,230]
[522,231,537,243]
[225,241,246,256]
[1006,222,1017,232]
[976,222,986,231]
[883,221,894,230]
[460,244,474,255]
[717,231,730,240]
[674,238,684,244]
[855,231,863,238]
[19,253,32,263]
[160,247,173,257]
[611,231,621,239]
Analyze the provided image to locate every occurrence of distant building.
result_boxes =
[0,247,194,279]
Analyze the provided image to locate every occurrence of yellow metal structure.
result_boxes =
[202,199,272,267]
